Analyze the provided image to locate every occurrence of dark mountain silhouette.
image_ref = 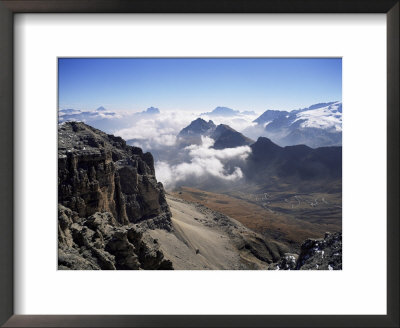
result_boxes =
[244,137,342,191]
[177,118,253,149]
[211,124,254,149]
[178,118,216,137]
[177,118,216,146]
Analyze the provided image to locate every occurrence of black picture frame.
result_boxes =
[0,1,398,327]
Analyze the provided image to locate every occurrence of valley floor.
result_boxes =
[171,186,342,252]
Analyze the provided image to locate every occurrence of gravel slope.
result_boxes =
[144,194,283,270]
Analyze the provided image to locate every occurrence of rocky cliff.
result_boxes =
[58,122,172,269]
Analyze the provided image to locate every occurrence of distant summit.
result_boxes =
[202,106,240,117]
[178,118,216,140]
[143,107,160,115]
[96,106,107,111]
[201,106,258,117]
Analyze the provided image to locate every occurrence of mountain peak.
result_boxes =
[255,136,280,146]
[251,137,282,154]
[178,118,216,137]
[143,107,160,114]
[216,123,235,131]
[211,124,254,149]
[201,106,240,117]
[96,106,107,111]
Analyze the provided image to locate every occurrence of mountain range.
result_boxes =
[250,101,342,148]
[180,101,342,149]
[58,121,342,270]
[59,102,342,149]
[173,117,341,192]
[245,137,342,192]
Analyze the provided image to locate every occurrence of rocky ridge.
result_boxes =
[177,118,253,149]
[245,136,342,192]
[58,122,172,269]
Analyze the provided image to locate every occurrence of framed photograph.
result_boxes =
[0,0,398,327]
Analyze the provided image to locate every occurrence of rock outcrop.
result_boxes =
[58,205,173,270]
[270,232,342,270]
[58,122,172,269]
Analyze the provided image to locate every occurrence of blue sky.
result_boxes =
[58,58,342,112]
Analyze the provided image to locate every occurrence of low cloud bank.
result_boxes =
[155,137,251,190]
[200,113,259,133]
[59,106,259,150]
[59,107,257,189]
[115,111,198,149]
[116,111,260,150]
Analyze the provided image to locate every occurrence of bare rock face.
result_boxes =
[58,122,172,270]
[268,253,298,270]
[296,232,342,270]
[58,205,173,270]
[270,232,342,270]
[58,122,171,227]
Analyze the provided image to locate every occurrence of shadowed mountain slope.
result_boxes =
[178,118,253,149]
[244,137,342,192]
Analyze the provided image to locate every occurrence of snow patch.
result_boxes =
[292,101,342,132]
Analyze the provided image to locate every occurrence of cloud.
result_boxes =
[241,122,270,140]
[59,107,260,189]
[58,108,123,123]
[114,111,201,149]
[59,105,260,150]
[155,136,251,189]
[200,112,260,133]
[59,106,262,190]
